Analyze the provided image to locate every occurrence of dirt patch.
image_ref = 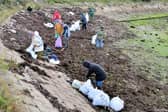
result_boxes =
[1,7,168,112]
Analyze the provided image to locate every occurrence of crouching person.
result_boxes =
[83,61,106,89]
[96,27,105,48]
[26,31,44,59]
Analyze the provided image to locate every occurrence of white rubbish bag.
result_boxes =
[88,88,103,100]
[68,11,75,15]
[91,34,97,45]
[43,23,54,28]
[26,44,37,59]
[72,79,83,89]
[70,20,80,32]
[49,59,60,65]
[92,91,110,107]
[85,13,89,23]
[110,96,124,112]
[79,79,93,95]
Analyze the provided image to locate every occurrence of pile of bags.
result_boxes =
[72,79,124,111]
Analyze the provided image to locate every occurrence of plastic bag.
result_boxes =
[88,88,102,100]
[55,37,62,48]
[49,59,60,64]
[85,13,89,23]
[70,20,80,32]
[92,92,110,107]
[44,23,54,28]
[79,79,93,95]
[110,96,124,112]
[91,34,97,45]
[72,79,84,89]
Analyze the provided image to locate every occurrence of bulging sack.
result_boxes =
[88,89,103,100]
[92,91,110,107]
[70,20,80,32]
[85,13,89,23]
[79,79,93,95]
[91,34,97,45]
[72,79,83,89]
[110,96,124,112]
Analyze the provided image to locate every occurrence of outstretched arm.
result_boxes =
[86,69,93,79]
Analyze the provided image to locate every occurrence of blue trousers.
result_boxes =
[96,39,104,48]
[96,81,103,89]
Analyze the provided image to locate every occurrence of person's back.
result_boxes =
[55,22,64,36]
[81,13,87,24]
[83,61,106,81]
[89,63,106,81]
[83,61,106,89]
[97,30,104,40]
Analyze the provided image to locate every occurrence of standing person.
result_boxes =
[88,7,95,19]
[83,61,106,89]
[96,26,105,48]
[80,13,87,30]
[62,22,71,48]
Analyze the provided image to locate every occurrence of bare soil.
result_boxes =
[1,7,168,112]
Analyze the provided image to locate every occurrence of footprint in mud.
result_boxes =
[130,26,135,28]
[140,39,145,42]
[155,34,158,36]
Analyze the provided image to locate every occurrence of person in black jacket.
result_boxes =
[83,61,106,89]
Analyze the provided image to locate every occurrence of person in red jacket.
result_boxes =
[52,10,62,24]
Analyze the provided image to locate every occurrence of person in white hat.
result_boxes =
[26,31,44,59]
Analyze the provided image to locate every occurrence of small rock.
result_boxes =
[9,29,16,33]
[10,38,16,41]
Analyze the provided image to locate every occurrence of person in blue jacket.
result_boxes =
[80,13,87,30]
[83,61,106,89]
[63,22,71,48]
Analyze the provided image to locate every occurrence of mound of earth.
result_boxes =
[1,7,168,112]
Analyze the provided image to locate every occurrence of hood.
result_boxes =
[83,61,90,68]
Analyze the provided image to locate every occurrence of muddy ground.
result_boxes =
[1,7,168,112]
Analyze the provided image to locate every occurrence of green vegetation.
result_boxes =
[46,0,168,4]
[115,12,168,84]
[0,79,19,112]
[128,12,168,56]
[0,0,42,24]
[0,59,9,71]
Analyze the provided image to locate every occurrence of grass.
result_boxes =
[46,0,168,4]
[0,0,43,24]
[114,12,168,84]
[0,6,21,24]
[0,79,20,112]
[128,12,168,56]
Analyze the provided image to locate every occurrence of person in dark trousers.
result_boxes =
[80,13,87,30]
[62,22,71,48]
[83,61,106,89]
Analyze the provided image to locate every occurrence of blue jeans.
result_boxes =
[96,39,104,48]
[96,81,103,89]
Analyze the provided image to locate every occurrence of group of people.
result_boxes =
[25,8,106,89]
[53,10,71,49]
